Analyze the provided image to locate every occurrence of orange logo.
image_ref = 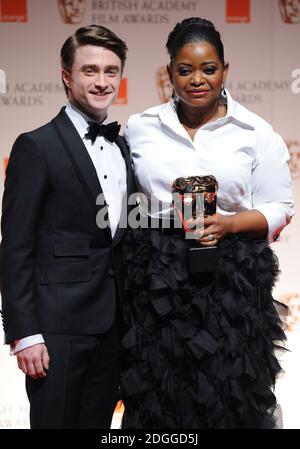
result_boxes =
[57,0,86,24]
[4,157,8,175]
[156,66,173,103]
[279,0,300,23]
[226,0,250,23]
[113,78,127,105]
[0,0,27,22]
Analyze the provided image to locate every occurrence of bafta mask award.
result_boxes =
[172,175,219,273]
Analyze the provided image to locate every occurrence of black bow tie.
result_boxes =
[85,121,121,144]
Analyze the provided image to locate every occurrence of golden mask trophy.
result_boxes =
[172,175,218,273]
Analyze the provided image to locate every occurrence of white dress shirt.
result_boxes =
[12,102,126,355]
[124,90,294,243]
[65,102,127,236]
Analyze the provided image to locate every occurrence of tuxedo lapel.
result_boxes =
[51,108,111,241]
[51,109,134,244]
[115,135,131,172]
[115,135,134,191]
[51,108,104,208]
[113,136,135,244]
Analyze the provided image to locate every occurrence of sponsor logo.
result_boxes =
[113,78,127,105]
[226,0,250,23]
[156,66,172,103]
[57,0,86,24]
[279,0,300,23]
[286,140,300,179]
[279,292,300,332]
[0,0,27,23]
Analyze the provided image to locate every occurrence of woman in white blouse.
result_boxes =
[121,17,294,429]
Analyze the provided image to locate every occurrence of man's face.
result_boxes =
[59,0,86,24]
[62,45,122,122]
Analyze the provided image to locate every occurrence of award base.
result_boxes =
[187,246,218,273]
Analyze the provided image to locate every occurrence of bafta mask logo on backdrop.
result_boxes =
[279,292,300,332]
[286,140,300,179]
[279,0,300,23]
[58,0,86,24]
[156,66,172,103]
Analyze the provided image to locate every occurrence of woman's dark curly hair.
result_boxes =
[166,17,225,65]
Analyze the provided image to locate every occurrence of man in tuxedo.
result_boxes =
[0,25,134,429]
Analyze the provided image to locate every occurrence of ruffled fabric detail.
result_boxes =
[120,230,287,429]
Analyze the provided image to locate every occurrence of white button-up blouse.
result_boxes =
[124,90,294,243]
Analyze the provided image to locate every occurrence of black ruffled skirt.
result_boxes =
[120,229,286,429]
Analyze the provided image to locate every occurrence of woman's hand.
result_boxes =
[192,209,269,245]
[194,213,232,246]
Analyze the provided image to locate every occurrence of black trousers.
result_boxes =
[26,320,120,429]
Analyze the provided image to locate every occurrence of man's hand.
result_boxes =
[16,343,50,379]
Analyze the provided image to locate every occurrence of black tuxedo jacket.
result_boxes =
[0,108,135,344]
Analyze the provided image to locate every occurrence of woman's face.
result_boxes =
[168,40,228,111]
